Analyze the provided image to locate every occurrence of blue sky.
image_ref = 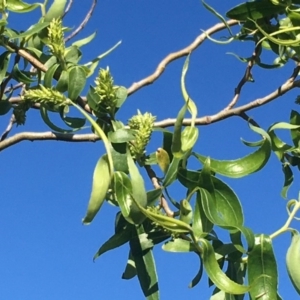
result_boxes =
[0,0,299,299]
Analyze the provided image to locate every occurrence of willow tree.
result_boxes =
[1,0,300,299]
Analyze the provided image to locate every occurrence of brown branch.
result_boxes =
[224,43,261,111]
[0,131,98,151]
[1,76,300,151]
[127,19,239,96]
[144,165,174,217]
[63,0,74,18]
[64,0,97,43]
[0,114,16,141]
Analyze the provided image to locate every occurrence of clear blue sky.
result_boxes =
[0,0,299,299]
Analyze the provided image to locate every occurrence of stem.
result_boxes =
[270,200,300,239]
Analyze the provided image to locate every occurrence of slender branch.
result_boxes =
[63,0,74,18]
[2,77,300,151]
[127,19,239,96]
[64,0,97,43]
[0,131,98,151]
[144,165,174,217]
[224,43,261,111]
[0,114,16,141]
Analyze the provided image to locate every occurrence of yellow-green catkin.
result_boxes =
[48,18,65,58]
[94,67,118,113]
[128,110,156,161]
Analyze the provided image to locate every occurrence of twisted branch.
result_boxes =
[2,74,299,151]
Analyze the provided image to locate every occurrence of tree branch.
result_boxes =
[2,76,299,151]
[127,19,239,96]
[64,0,97,43]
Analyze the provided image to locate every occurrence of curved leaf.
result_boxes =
[82,155,111,224]
[248,235,278,299]
[44,0,67,21]
[68,66,86,101]
[130,225,159,299]
[200,238,250,295]
[193,124,271,178]
[226,2,284,21]
[93,225,132,261]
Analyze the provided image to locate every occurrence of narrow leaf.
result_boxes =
[82,155,111,224]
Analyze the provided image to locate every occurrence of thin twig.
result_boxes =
[2,77,299,151]
[127,19,239,96]
[63,0,74,18]
[0,114,16,141]
[64,0,97,43]
[224,43,261,111]
[144,165,174,217]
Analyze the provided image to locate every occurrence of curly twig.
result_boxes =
[2,76,300,151]
[127,19,239,96]
[224,43,261,111]
[64,0,97,43]
[144,165,174,217]
[63,0,74,18]
[0,114,16,141]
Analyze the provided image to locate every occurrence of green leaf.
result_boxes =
[44,63,59,88]
[146,188,162,206]
[181,126,199,153]
[290,110,300,147]
[122,251,137,280]
[59,109,86,129]
[226,2,284,21]
[0,100,11,115]
[162,238,197,252]
[83,41,121,77]
[6,0,40,13]
[68,66,86,101]
[156,148,170,174]
[130,225,159,299]
[0,52,10,83]
[189,254,203,288]
[40,105,80,133]
[115,86,127,108]
[64,46,82,64]
[93,225,132,261]
[72,32,97,48]
[86,85,101,111]
[127,151,147,220]
[193,124,271,178]
[181,54,197,125]
[111,143,128,173]
[162,156,181,187]
[82,155,111,224]
[108,128,135,143]
[12,21,50,38]
[201,0,233,36]
[281,164,293,199]
[12,64,35,84]
[114,171,134,222]
[44,0,67,21]
[171,101,188,156]
[201,238,250,294]
[56,70,69,93]
[248,235,278,300]
[193,191,213,238]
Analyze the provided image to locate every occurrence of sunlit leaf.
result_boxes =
[68,66,86,101]
[193,124,271,178]
[82,155,111,224]
[44,0,67,21]
[248,235,278,299]
[130,225,159,299]
[200,238,250,294]
[93,225,132,261]
[226,2,284,21]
